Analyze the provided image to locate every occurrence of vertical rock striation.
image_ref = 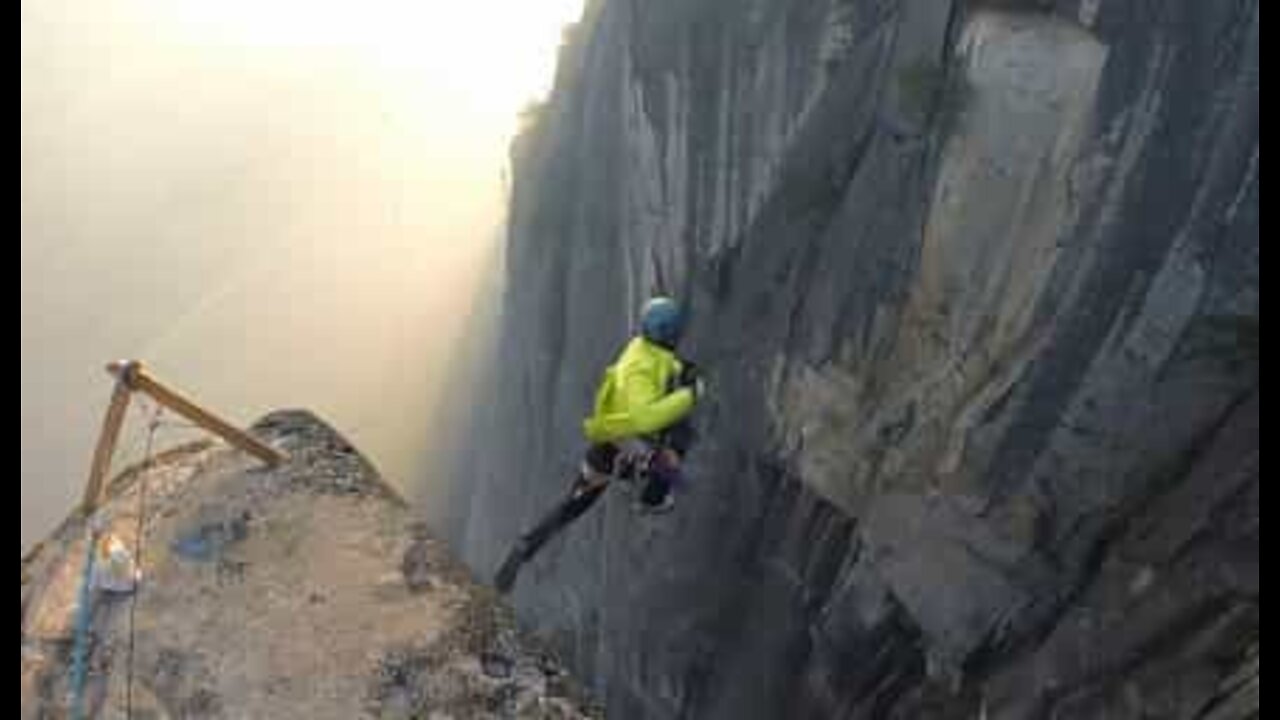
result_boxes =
[454,1,1259,717]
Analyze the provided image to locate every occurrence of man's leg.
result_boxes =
[495,444,617,592]
[517,480,608,558]
[636,419,695,511]
[638,449,681,511]
[661,418,697,459]
[518,442,617,555]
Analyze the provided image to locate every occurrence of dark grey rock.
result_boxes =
[450,0,1259,718]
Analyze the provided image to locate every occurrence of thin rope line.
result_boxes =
[124,404,161,719]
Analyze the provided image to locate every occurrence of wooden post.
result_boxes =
[79,360,287,515]
[114,361,288,467]
[79,364,134,514]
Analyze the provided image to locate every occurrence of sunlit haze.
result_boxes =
[21,0,584,550]
[166,0,582,128]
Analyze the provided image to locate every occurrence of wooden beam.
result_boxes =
[110,361,288,468]
[79,367,134,514]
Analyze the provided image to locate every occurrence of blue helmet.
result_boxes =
[640,296,685,349]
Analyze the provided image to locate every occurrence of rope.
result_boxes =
[67,519,98,720]
[65,383,243,716]
[65,384,221,717]
[124,404,162,719]
[67,398,163,719]
[68,399,163,719]
[105,408,154,484]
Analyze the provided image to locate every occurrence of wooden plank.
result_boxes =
[119,363,288,467]
[79,371,133,514]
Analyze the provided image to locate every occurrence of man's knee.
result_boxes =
[581,443,618,484]
[662,421,697,458]
[649,449,684,487]
[641,454,681,505]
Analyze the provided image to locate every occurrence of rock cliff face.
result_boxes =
[454,0,1258,718]
[22,411,600,719]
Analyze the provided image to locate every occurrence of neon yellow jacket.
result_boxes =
[582,336,695,443]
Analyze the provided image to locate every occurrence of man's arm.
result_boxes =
[626,387,695,436]
[619,360,695,436]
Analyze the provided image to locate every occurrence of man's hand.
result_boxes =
[678,360,700,387]
[678,361,705,399]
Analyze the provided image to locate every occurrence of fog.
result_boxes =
[21,0,581,551]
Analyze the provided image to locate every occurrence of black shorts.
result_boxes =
[583,418,697,476]
[584,443,621,475]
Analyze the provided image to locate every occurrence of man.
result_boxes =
[494,297,705,593]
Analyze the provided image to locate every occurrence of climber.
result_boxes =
[494,296,706,593]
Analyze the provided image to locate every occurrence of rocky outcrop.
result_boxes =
[21,411,600,719]
[453,0,1258,718]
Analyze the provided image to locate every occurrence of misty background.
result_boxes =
[21,0,582,551]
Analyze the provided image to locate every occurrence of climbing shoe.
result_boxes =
[494,540,531,593]
[634,494,676,516]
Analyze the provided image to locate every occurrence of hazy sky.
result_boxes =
[21,0,583,550]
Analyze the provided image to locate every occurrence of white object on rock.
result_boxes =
[92,534,141,594]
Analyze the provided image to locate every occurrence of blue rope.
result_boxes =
[68,526,98,720]
[125,409,161,717]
